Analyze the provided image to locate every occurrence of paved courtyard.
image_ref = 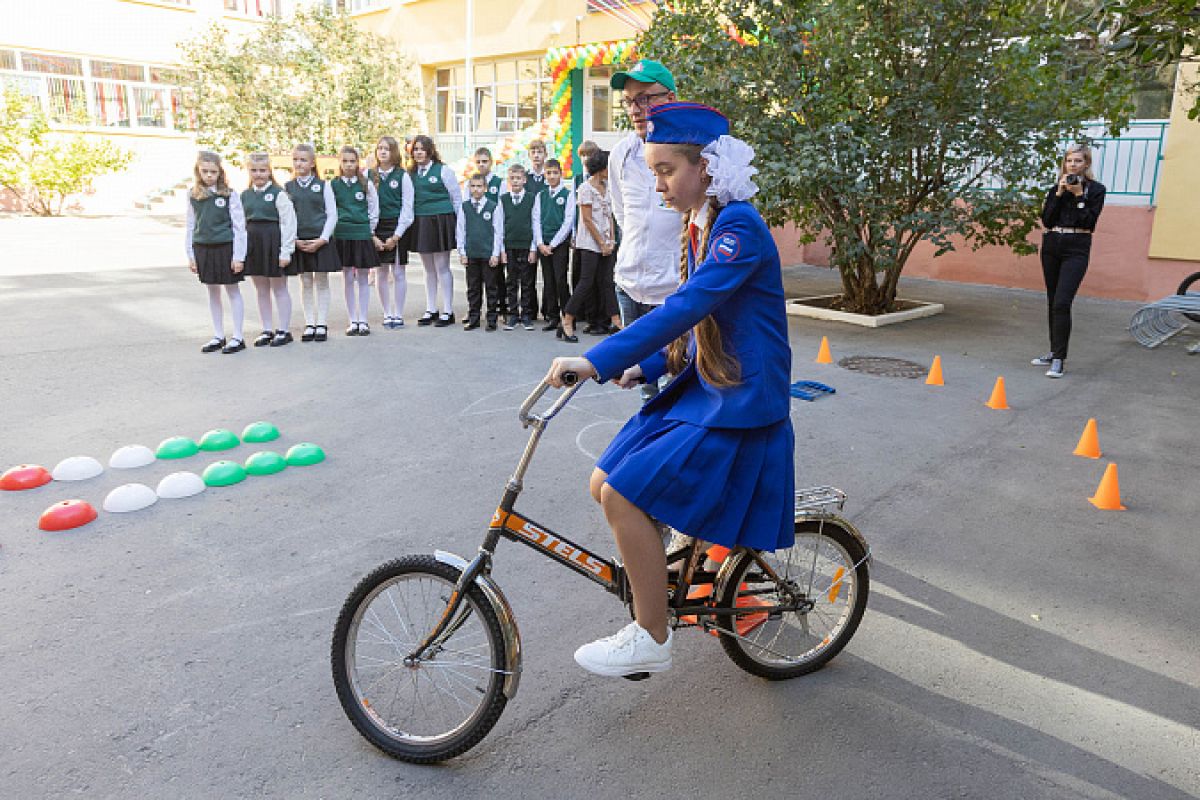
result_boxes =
[1,214,1197,799]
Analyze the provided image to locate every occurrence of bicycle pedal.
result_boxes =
[621,672,651,682]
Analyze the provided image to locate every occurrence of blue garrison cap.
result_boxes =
[644,102,730,146]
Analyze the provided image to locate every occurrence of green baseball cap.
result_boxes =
[610,59,677,93]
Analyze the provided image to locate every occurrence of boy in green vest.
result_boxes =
[472,147,504,201]
[533,158,575,331]
[500,163,539,330]
[457,173,504,330]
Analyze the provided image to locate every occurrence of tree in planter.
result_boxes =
[638,0,1132,314]
[178,6,420,160]
[0,87,132,216]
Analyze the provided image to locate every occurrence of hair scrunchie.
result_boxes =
[701,135,759,205]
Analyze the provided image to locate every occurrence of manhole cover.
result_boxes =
[838,355,928,379]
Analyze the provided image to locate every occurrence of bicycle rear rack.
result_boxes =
[794,486,847,517]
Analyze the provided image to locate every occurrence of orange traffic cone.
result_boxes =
[925,355,944,386]
[1073,418,1102,459]
[815,336,833,364]
[1088,462,1126,510]
[985,376,1009,410]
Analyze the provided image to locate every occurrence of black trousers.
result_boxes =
[505,249,537,321]
[564,249,617,321]
[1040,232,1091,360]
[464,257,502,323]
[538,243,571,324]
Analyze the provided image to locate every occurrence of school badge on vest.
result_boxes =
[389,179,399,188]
[556,196,565,205]
[215,197,227,208]
[311,184,321,192]
[355,191,364,200]
[264,193,274,201]
[712,232,741,262]
[483,212,492,220]
[429,176,438,183]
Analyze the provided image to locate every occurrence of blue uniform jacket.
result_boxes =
[585,201,792,429]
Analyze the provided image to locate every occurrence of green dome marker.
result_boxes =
[285,443,325,467]
[245,451,287,476]
[157,436,200,460]
[199,429,240,452]
[202,460,246,487]
[241,421,280,443]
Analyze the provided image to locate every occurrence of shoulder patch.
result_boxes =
[710,232,741,263]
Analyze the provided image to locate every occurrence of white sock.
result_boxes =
[315,272,330,325]
[434,251,454,315]
[376,258,394,316]
[271,277,292,330]
[343,268,357,322]
[251,276,273,332]
[225,284,244,340]
[356,270,371,324]
[420,253,438,313]
[207,284,224,339]
[300,272,315,326]
[392,263,407,318]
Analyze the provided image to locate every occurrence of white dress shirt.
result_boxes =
[608,131,682,304]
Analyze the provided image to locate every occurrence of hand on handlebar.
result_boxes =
[615,365,644,389]
[546,356,596,388]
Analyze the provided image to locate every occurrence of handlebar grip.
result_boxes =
[562,371,579,386]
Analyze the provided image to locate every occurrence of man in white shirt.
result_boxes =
[608,60,683,400]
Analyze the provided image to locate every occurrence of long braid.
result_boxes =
[666,194,741,387]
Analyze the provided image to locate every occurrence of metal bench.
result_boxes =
[1128,294,1200,352]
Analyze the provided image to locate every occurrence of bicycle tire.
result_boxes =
[716,519,869,680]
[1177,271,1200,323]
[330,555,509,763]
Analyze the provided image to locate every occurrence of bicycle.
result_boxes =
[330,374,872,763]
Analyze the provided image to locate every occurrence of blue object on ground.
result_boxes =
[790,380,837,401]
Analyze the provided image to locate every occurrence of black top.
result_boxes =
[1041,179,1106,232]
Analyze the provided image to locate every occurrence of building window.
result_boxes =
[435,56,549,136]
[0,50,16,71]
[324,0,387,10]
[20,52,83,76]
[225,0,282,15]
[92,60,147,83]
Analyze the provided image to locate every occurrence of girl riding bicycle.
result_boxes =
[547,102,795,677]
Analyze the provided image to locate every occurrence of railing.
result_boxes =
[1,69,193,132]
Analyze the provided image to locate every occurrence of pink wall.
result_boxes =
[772,206,1198,303]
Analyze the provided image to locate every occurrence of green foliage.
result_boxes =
[178,5,419,159]
[0,86,132,216]
[639,0,1132,313]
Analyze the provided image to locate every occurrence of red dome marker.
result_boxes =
[1,464,52,491]
[38,500,98,531]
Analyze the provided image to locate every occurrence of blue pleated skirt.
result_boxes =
[597,402,796,552]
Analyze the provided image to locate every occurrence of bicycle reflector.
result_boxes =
[109,444,156,470]
[156,436,200,460]
[156,471,206,499]
[51,456,104,482]
[285,443,325,467]
[241,421,281,443]
[1,464,52,491]
[199,429,241,452]
[245,451,287,476]
[103,483,158,513]
[39,499,98,531]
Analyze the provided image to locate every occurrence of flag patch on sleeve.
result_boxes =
[711,233,741,262]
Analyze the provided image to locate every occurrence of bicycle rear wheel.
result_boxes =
[716,519,869,680]
[330,555,509,763]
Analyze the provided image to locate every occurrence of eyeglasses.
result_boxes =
[619,91,672,111]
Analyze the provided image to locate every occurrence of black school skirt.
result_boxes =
[294,238,342,273]
[194,242,243,285]
[244,220,300,277]
[410,213,457,254]
[374,217,409,266]
[335,237,380,269]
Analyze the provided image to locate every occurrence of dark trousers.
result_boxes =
[465,257,502,323]
[1040,232,1091,360]
[505,248,537,321]
[564,248,617,321]
[538,243,571,324]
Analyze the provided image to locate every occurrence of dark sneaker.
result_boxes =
[1031,353,1053,366]
[521,317,535,331]
[1046,359,1065,378]
[503,316,516,331]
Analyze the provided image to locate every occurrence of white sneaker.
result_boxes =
[573,622,672,677]
[1045,358,1065,378]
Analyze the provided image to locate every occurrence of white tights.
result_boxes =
[343,267,372,324]
[375,259,408,319]
[300,271,331,326]
[207,283,244,340]
[250,275,292,332]
[419,251,453,315]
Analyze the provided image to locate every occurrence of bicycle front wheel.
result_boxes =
[330,555,509,763]
[1177,271,1200,323]
[717,519,869,680]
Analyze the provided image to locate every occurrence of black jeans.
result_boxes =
[538,243,571,324]
[1040,232,1091,360]
[464,257,502,323]
[505,249,537,321]
[564,249,617,321]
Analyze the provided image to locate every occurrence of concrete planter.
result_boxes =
[786,294,945,328]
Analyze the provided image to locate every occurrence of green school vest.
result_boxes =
[190,190,233,244]
[539,184,568,243]
[412,164,453,216]
[485,174,503,200]
[501,191,536,251]
[332,177,370,240]
[370,168,406,219]
[463,198,499,260]
[241,185,281,223]
[286,177,328,239]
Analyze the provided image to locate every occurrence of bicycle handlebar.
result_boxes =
[518,372,584,427]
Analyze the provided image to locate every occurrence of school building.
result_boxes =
[3,0,1197,300]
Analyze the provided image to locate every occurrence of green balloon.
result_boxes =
[199,429,240,452]
[285,442,326,467]
[157,436,199,460]
[202,460,246,487]
[241,421,280,443]
[245,450,287,476]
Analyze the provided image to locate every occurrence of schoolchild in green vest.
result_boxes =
[332,145,380,337]
[533,158,576,332]
[370,136,415,330]
[242,153,298,348]
[186,151,248,354]
[500,163,540,330]
[285,143,339,343]
[471,147,505,202]
[526,138,548,191]
[457,173,505,330]
[409,134,463,327]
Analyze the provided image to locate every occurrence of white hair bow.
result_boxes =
[702,135,759,204]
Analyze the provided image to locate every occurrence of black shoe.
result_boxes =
[486,320,497,331]
[358,322,370,337]
[542,320,560,331]
[417,311,437,326]
[270,331,293,347]
[464,319,481,330]
[314,325,328,342]
[346,323,359,336]
[301,325,316,342]
[254,330,273,347]
[434,312,454,327]
[221,338,246,354]
[585,324,606,336]
[201,337,226,353]
[560,326,579,343]
[521,317,535,331]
